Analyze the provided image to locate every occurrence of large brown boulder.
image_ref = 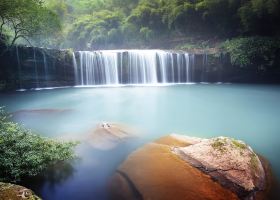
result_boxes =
[109,134,271,200]
[0,182,41,200]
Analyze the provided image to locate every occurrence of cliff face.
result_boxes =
[0,45,279,91]
[0,46,75,90]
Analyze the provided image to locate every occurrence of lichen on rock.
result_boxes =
[173,136,267,199]
[0,182,41,200]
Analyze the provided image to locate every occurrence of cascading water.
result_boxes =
[72,52,79,85]
[33,48,39,88]
[77,51,119,85]
[190,54,195,82]
[42,51,49,84]
[74,50,196,86]
[127,50,158,84]
[201,53,208,82]
[16,46,22,89]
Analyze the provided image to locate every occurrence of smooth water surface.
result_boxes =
[1,84,280,199]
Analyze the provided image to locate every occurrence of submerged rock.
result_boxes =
[0,182,41,200]
[109,134,271,200]
[88,122,137,150]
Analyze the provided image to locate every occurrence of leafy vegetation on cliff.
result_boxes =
[223,37,280,70]
[41,0,280,49]
[0,0,279,50]
[0,108,78,182]
[0,0,279,71]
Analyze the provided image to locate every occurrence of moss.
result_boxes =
[231,139,247,150]
[250,153,259,172]
[65,48,74,57]
[0,182,41,200]
[211,138,227,153]
[0,182,13,190]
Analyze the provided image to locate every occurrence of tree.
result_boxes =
[195,0,241,36]
[238,0,280,35]
[223,37,280,70]
[128,0,165,31]
[0,0,61,47]
[68,10,124,49]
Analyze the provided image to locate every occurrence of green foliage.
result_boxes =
[0,107,78,183]
[162,0,200,33]
[223,37,280,69]
[140,27,154,42]
[68,10,124,49]
[238,0,280,34]
[4,0,279,49]
[128,0,165,30]
[0,0,61,47]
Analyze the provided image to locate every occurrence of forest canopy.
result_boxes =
[0,0,280,49]
[0,0,61,47]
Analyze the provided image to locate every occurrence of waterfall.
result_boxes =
[202,53,208,82]
[75,50,194,86]
[190,54,195,82]
[127,50,158,84]
[77,51,119,85]
[72,52,79,85]
[33,48,39,88]
[16,46,22,89]
[42,51,48,84]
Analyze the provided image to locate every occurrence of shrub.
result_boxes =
[0,107,78,182]
[222,37,280,70]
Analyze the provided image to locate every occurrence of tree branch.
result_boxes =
[10,34,20,47]
[10,34,33,47]
[20,35,33,46]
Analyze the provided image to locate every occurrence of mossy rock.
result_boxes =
[110,135,272,200]
[173,136,269,199]
[0,182,41,200]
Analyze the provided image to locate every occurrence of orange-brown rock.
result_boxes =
[110,134,273,200]
[110,135,239,200]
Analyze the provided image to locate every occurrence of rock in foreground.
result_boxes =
[0,182,41,200]
[173,137,266,199]
[110,134,271,200]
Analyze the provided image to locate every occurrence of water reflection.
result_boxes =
[21,160,76,195]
